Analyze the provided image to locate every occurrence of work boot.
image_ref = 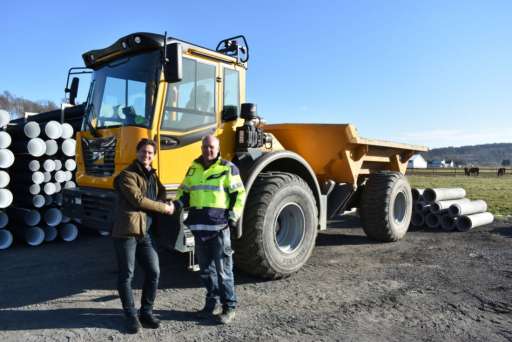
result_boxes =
[125,315,142,334]
[139,312,160,329]
[218,307,236,324]
[196,302,221,319]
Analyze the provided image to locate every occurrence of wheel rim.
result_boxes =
[273,203,305,254]
[393,191,407,224]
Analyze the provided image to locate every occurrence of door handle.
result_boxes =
[160,136,179,149]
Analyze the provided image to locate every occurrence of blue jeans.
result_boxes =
[195,228,237,309]
[113,234,160,317]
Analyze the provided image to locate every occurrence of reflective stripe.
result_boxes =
[180,184,190,192]
[229,182,244,191]
[190,185,227,192]
[188,224,226,231]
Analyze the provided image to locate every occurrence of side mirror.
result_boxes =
[164,43,183,83]
[222,105,238,122]
[69,77,79,105]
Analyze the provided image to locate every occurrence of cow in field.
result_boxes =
[465,167,479,176]
[497,168,506,176]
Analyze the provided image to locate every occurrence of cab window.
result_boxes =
[161,58,216,131]
[223,68,239,114]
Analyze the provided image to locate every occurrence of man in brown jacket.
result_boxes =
[112,138,174,334]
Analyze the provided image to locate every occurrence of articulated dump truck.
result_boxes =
[62,32,427,279]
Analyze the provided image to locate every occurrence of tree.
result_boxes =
[0,90,58,119]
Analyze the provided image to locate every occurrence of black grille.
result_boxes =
[81,136,116,176]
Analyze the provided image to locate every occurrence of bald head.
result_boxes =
[201,134,220,164]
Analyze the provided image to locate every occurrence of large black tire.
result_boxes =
[359,171,412,242]
[234,172,318,279]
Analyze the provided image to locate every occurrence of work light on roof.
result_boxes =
[121,41,127,49]
[134,36,141,44]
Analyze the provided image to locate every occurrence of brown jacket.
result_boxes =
[112,160,168,238]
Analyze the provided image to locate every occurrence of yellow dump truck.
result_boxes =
[62,32,427,279]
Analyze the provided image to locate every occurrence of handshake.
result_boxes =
[164,200,175,215]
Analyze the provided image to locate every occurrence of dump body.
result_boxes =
[265,123,427,185]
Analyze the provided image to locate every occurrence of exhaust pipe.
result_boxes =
[0,229,13,249]
[423,188,466,202]
[44,121,63,140]
[0,189,13,208]
[430,198,470,214]
[449,200,488,217]
[425,213,440,229]
[0,131,12,149]
[456,212,494,232]
[64,158,76,171]
[61,139,76,157]
[60,223,79,242]
[411,212,425,226]
[44,140,58,156]
[24,226,45,246]
[0,149,15,168]
[440,214,457,231]
[43,225,58,242]
[44,207,63,227]
[61,123,74,139]
[0,170,10,188]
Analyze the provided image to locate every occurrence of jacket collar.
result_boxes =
[131,159,156,178]
[194,154,221,170]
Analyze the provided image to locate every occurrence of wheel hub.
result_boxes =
[274,203,305,254]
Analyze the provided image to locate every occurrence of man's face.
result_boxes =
[201,137,219,162]
[137,144,155,168]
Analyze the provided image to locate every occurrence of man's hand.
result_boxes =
[164,201,174,215]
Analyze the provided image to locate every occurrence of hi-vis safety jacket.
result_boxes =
[175,156,246,232]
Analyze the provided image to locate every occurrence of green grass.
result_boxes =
[407,174,512,216]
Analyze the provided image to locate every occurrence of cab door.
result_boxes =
[156,56,220,191]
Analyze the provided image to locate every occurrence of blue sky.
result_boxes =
[2,0,511,148]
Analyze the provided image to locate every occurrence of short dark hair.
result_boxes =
[136,138,157,153]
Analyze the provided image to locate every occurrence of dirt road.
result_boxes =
[1,215,511,341]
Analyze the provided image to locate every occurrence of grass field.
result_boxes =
[407,174,512,217]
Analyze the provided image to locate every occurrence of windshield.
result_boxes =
[84,50,161,129]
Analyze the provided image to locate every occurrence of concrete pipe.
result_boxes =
[412,188,425,202]
[64,170,73,181]
[44,121,63,140]
[43,225,58,242]
[44,207,62,227]
[62,139,76,157]
[411,212,425,227]
[53,193,63,206]
[24,209,42,226]
[425,213,441,229]
[421,204,432,214]
[440,215,457,232]
[54,170,66,183]
[27,138,46,157]
[0,229,13,249]
[0,189,13,208]
[53,159,62,171]
[24,226,45,246]
[24,121,41,138]
[0,211,8,229]
[32,194,45,208]
[60,223,78,242]
[44,195,53,206]
[43,182,56,196]
[0,109,10,128]
[414,201,426,213]
[61,123,74,139]
[0,170,10,188]
[54,182,62,193]
[31,171,45,184]
[43,159,56,172]
[43,171,52,183]
[430,198,470,214]
[45,140,58,156]
[449,200,488,217]
[0,131,12,149]
[64,159,76,171]
[28,159,40,172]
[64,181,76,189]
[0,149,15,168]
[61,215,71,223]
[423,188,466,202]
[456,212,494,232]
[29,183,41,195]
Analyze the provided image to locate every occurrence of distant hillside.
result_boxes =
[423,143,512,166]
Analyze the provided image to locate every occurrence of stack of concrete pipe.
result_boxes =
[411,187,494,232]
[0,110,14,249]
[0,114,79,249]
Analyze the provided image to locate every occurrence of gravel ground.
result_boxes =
[1,215,511,342]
